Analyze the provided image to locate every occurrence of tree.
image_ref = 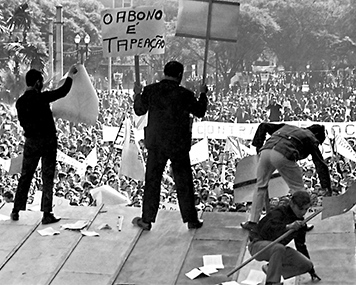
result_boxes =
[210,3,280,91]
[6,3,31,44]
[262,0,345,71]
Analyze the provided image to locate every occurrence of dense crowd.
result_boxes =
[1,69,356,215]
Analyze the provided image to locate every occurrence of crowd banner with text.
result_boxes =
[334,134,356,162]
[104,121,356,150]
[101,6,166,57]
[192,121,356,140]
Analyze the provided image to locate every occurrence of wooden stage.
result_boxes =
[0,198,354,285]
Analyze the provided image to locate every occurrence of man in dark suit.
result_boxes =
[132,61,208,230]
[11,65,77,224]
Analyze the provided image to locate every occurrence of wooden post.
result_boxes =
[55,5,63,84]
[202,0,213,84]
[48,19,54,81]
[134,55,140,84]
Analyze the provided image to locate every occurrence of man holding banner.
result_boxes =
[241,123,331,230]
[132,61,208,231]
[11,65,78,224]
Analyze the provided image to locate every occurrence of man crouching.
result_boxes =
[247,191,321,285]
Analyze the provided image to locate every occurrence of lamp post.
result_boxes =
[74,33,90,64]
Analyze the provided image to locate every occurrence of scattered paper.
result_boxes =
[0,214,10,221]
[240,269,265,285]
[185,268,209,280]
[219,281,241,285]
[98,223,112,230]
[203,254,224,269]
[61,220,89,230]
[117,215,124,231]
[199,266,218,275]
[81,230,100,237]
[37,227,60,236]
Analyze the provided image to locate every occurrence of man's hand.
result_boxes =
[134,82,142,97]
[286,220,304,231]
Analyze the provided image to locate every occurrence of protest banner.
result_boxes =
[119,118,145,181]
[176,0,240,82]
[192,121,356,140]
[101,6,166,57]
[176,0,240,42]
[190,137,209,165]
[52,65,99,126]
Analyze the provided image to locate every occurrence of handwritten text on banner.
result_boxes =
[101,7,165,57]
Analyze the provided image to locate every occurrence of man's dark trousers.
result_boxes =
[142,148,198,224]
[14,136,57,213]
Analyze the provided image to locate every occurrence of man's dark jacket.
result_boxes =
[252,123,331,190]
[134,79,207,153]
[16,78,73,138]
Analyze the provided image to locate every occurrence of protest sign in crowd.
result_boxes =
[0,69,356,216]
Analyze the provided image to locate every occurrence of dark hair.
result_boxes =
[25,69,43,87]
[163,61,184,78]
[306,124,326,144]
[291,191,311,208]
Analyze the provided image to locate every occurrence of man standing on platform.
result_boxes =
[132,60,208,230]
[248,191,321,285]
[241,123,331,230]
[11,65,77,224]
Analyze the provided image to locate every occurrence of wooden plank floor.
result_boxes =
[0,198,354,285]
[0,199,249,285]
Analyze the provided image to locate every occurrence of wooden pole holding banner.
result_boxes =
[108,0,116,93]
[202,0,213,84]
[135,55,140,85]
[226,208,323,277]
[55,5,63,85]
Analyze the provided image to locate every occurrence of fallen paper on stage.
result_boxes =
[240,269,265,285]
[61,220,89,230]
[185,267,210,280]
[203,254,224,269]
[81,230,100,237]
[37,227,60,236]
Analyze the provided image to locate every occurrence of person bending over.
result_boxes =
[241,123,331,231]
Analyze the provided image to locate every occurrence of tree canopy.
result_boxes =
[1,0,356,103]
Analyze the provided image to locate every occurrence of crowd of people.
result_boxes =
[0,68,355,220]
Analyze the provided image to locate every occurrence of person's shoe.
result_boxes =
[42,213,61,225]
[262,263,268,274]
[305,224,314,232]
[132,217,152,231]
[241,221,257,231]
[10,211,19,221]
[188,219,203,229]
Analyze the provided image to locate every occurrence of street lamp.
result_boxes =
[74,34,81,63]
[84,34,90,63]
[74,34,90,64]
